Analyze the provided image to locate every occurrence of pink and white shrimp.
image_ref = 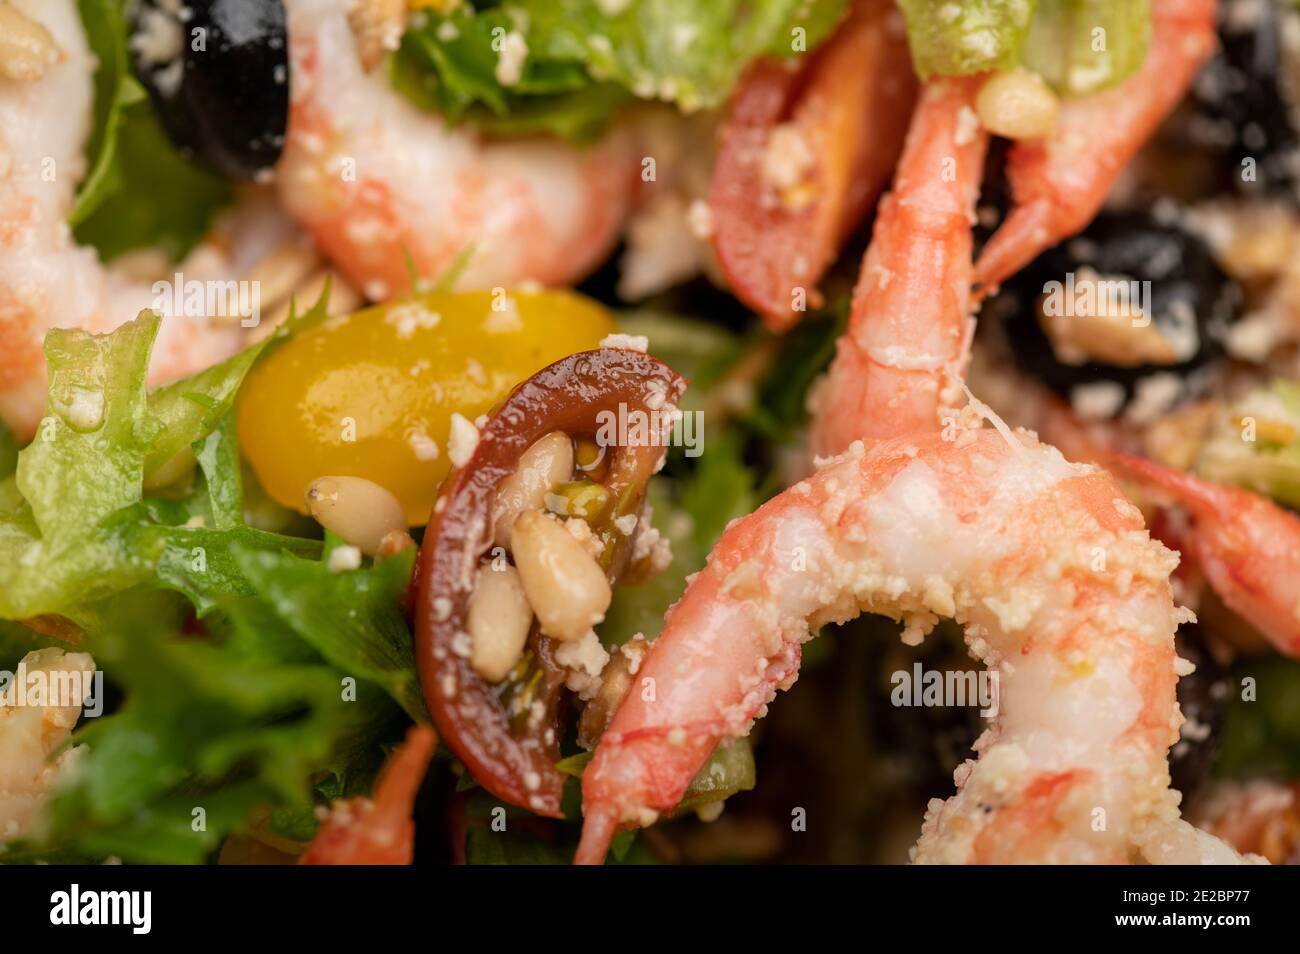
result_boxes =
[577,428,1256,864]
[973,0,1218,292]
[0,0,245,439]
[1115,454,1300,659]
[277,0,639,300]
[809,77,987,458]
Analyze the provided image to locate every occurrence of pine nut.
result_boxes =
[492,432,573,547]
[976,68,1059,141]
[510,510,611,642]
[305,476,407,555]
[0,4,62,82]
[467,565,533,682]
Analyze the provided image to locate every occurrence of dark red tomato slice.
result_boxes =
[709,0,917,331]
[414,349,687,817]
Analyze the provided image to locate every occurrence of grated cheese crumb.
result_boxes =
[328,545,363,572]
[447,413,479,468]
[600,332,648,352]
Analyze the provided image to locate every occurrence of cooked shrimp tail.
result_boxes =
[1114,454,1300,657]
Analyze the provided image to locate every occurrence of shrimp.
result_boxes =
[576,427,1256,864]
[1190,779,1300,864]
[0,0,245,440]
[808,77,987,458]
[972,0,1218,292]
[0,648,97,841]
[299,724,436,865]
[1114,454,1300,658]
[278,0,639,300]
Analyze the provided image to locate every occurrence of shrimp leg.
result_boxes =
[972,0,1217,292]
[809,77,987,458]
[577,429,1256,864]
[1115,454,1300,658]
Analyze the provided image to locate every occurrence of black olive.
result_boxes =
[130,0,289,181]
[1169,625,1229,799]
[986,209,1240,413]
[1186,0,1300,200]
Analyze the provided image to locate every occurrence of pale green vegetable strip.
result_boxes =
[898,0,1038,77]
[1022,0,1151,94]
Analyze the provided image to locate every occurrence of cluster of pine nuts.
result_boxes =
[472,431,614,683]
[301,431,625,690]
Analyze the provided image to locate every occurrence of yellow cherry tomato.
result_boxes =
[238,290,616,525]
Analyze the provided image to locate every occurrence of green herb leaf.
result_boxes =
[393,0,849,141]
[233,547,428,722]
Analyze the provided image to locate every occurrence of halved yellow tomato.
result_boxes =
[238,290,616,524]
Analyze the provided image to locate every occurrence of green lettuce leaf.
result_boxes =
[393,0,849,141]
[232,546,429,722]
[36,588,405,864]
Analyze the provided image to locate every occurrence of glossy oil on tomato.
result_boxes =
[238,290,616,524]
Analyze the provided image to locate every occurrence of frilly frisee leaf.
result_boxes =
[393,0,849,140]
[36,588,403,863]
[0,284,338,620]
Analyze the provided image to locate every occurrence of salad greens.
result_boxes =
[392,0,849,141]
[1218,654,1300,778]
[1023,0,1152,95]
[898,0,1151,94]
[0,296,421,863]
[71,0,231,262]
[898,0,1038,78]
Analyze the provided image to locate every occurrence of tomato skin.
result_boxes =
[415,349,687,816]
[709,0,916,331]
[237,290,616,525]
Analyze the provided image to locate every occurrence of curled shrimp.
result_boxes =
[278,0,638,300]
[973,0,1217,292]
[809,77,987,458]
[577,428,1255,864]
[0,0,245,439]
[1115,454,1300,659]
